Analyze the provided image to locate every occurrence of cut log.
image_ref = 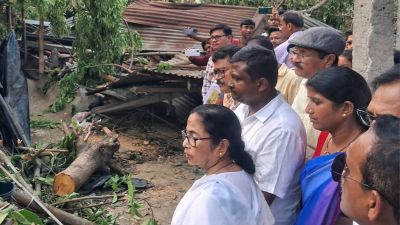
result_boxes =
[53,134,119,196]
[12,189,94,225]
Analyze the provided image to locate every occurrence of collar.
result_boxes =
[288,30,303,40]
[278,64,288,77]
[241,94,284,123]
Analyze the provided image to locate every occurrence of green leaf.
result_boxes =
[18,209,45,225]
[112,192,118,203]
[141,218,158,225]
[10,211,31,225]
[0,211,9,224]
[30,119,60,129]
[35,176,54,186]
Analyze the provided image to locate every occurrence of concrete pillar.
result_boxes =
[353,0,395,82]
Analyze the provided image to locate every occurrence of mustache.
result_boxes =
[216,79,224,85]
[293,63,303,69]
[229,86,236,95]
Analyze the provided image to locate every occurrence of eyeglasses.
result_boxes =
[213,69,227,80]
[331,153,399,209]
[288,48,313,59]
[210,35,226,41]
[356,107,377,127]
[181,130,213,147]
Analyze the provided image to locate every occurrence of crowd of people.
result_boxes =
[173,9,400,225]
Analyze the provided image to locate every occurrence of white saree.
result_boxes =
[171,170,274,225]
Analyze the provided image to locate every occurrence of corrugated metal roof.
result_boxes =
[124,0,335,52]
[124,0,258,51]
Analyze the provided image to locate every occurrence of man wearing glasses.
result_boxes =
[287,27,345,159]
[212,45,241,110]
[364,64,400,120]
[201,24,236,104]
[331,115,399,225]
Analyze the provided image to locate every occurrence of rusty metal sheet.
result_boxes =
[124,0,258,51]
[124,0,335,52]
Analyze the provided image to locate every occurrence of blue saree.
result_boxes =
[294,153,342,225]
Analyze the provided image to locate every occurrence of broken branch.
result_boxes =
[52,194,126,206]
[12,189,94,225]
[54,129,120,196]
[0,164,63,225]
[0,147,34,193]
[63,202,112,211]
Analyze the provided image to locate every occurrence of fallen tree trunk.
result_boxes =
[54,130,120,196]
[12,189,94,225]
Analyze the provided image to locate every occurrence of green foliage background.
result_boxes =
[206,0,353,31]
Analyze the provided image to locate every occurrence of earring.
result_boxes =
[219,152,223,158]
[342,113,346,117]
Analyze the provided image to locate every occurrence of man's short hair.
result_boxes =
[247,35,274,51]
[230,45,278,87]
[210,24,233,36]
[268,27,281,36]
[340,49,352,62]
[394,49,400,64]
[281,11,304,28]
[362,115,400,222]
[212,45,241,63]
[201,38,210,51]
[345,30,353,39]
[240,19,255,27]
[371,64,400,91]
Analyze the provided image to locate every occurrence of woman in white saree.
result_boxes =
[171,104,274,225]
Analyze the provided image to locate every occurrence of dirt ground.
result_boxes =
[28,78,200,225]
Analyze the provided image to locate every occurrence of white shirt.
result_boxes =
[291,79,321,159]
[235,94,306,225]
[171,170,274,225]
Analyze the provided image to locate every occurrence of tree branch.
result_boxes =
[275,0,286,9]
[52,194,126,206]
[301,0,330,14]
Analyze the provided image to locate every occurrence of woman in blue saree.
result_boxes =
[294,67,371,225]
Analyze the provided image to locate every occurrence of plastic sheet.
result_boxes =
[0,30,31,148]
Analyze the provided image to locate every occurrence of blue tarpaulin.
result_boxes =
[0,30,31,149]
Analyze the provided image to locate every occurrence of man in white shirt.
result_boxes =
[288,27,345,159]
[229,45,306,225]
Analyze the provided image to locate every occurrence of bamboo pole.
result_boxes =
[39,17,45,75]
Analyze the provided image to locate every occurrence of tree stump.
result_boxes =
[53,133,119,196]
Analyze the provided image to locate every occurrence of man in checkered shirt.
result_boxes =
[202,24,237,103]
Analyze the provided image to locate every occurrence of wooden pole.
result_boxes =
[39,17,45,75]
[22,6,28,63]
[0,164,63,225]
[6,1,12,29]
[13,189,95,225]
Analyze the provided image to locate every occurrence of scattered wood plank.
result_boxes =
[135,51,180,56]
[26,40,72,54]
[91,93,181,114]
[130,86,189,93]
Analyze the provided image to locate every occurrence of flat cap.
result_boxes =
[288,27,345,56]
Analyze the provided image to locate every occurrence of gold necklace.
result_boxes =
[323,134,361,155]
